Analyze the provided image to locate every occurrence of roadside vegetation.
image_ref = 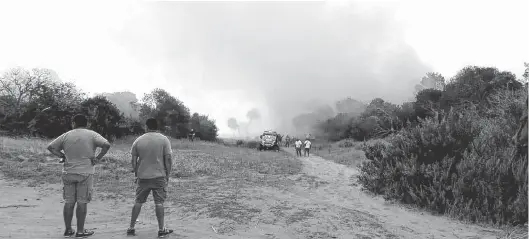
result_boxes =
[300,65,528,227]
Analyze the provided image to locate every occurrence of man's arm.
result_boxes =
[163,137,173,183]
[130,140,139,177]
[93,133,111,164]
[164,154,172,182]
[47,134,65,159]
[131,155,139,177]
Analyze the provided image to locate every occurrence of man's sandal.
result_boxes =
[158,228,174,238]
[63,229,75,237]
[127,228,136,236]
[75,229,94,238]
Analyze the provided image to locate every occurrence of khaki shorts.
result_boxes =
[135,177,167,204]
[62,173,93,204]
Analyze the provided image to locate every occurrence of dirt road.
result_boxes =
[0,149,503,238]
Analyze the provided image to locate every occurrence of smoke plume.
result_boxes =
[116,1,431,135]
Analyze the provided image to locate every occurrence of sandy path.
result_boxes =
[0,149,503,239]
[280,148,502,239]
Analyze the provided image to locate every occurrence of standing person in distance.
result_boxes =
[127,118,174,238]
[47,114,111,238]
[294,138,303,157]
[304,137,312,157]
[284,135,291,148]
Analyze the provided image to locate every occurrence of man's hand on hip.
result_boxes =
[89,156,100,166]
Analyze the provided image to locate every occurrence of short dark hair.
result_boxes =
[146,118,158,130]
[72,114,88,127]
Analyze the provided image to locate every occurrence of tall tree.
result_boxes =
[79,96,123,141]
[195,114,218,141]
[0,68,59,117]
[138,88,191,138]
[246,108,261,134]
[227,117,239,136]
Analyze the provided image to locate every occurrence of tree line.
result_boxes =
[0,67,218,141]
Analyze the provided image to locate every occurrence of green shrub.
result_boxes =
[358,105,528,225]
[236,140,244,147]
[338,141,354,148]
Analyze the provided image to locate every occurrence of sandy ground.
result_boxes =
[0,148,504,239]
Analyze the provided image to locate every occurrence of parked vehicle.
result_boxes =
[259,130,280,152]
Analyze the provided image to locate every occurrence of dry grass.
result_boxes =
[498,225,528,239]
[0,135,303,229]
[310,139,383,168]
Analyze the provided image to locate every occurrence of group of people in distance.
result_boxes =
[47,114,174,238]
[284,135,312,157]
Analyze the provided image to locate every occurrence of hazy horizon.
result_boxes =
[0,0,527,137]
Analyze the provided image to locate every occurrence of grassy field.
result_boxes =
[0,136,303,233]
[310,139,391,168]
[1,136,525,238]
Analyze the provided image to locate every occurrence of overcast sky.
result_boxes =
[0,0,527,136]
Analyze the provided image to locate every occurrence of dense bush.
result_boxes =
[358,72,528,226]
[190,113,219,141]
[359,104,527,225]
[306,65,529,225]
[318,98,414,141]
[317,113,353,141]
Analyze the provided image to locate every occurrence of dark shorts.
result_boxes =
[62,173,93,204]
[135,177,167,204]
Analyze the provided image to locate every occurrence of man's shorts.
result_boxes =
[135,177,167,205]
[62,173,93,204]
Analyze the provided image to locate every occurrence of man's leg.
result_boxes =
[129,185,151,230]
[75,174,94,236]
[153,183,173,236]
[129,203,143,228]
[76,203,88,232]
[307,148,310,157]
[155,203,165,230]
[62,174,77,234]
[64,203,76,230]
[153,186,168,230]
